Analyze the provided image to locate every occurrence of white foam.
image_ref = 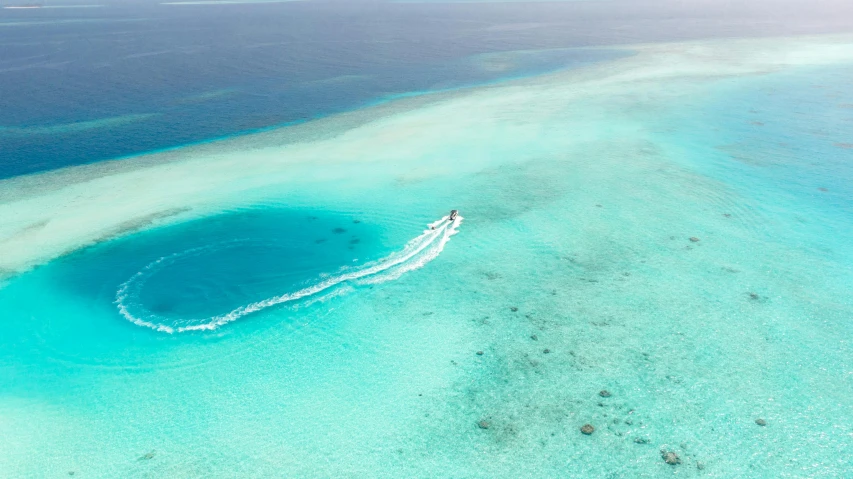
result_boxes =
[115,214,462,333]
[360,215,462,285]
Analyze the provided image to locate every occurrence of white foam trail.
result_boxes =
[116,214,462,333]
[360,215,461,285]
[296,284,354,310]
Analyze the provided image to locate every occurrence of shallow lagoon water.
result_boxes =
[1,34,853,478]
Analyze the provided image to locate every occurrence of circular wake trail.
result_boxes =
[116,214,462,333]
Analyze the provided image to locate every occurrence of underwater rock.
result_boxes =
[530,334,538,341]
[689,237,700,242]
[580,424,595,435]
[510,307,518,312]
[661,450,681,465]
[633,437,649,444]
[697,461,706,470]
[755,418,767,426]
[68,473,75,476]
[749,292,760,300]
[599,390,612,398]
[353,219,361,223]
[332,227,347,234]
[478,420,490,429]
[543,349,551,354]
[138,451,156,461]
[476,351,484,356]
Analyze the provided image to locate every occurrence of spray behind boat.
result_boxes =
[433,210,459,230]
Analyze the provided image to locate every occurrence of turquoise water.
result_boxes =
[1,37,853,477]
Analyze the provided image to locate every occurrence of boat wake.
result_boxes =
[115,213,462,333]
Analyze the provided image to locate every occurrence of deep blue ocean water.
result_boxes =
[3,0,853,178]
[0,2,626,177]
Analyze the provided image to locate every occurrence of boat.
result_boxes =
[449,210,458,221]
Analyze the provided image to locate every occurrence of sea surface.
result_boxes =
[1,2,853,478]
[4,0,853,177]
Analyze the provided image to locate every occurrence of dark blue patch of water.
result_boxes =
[50,207,383,328]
